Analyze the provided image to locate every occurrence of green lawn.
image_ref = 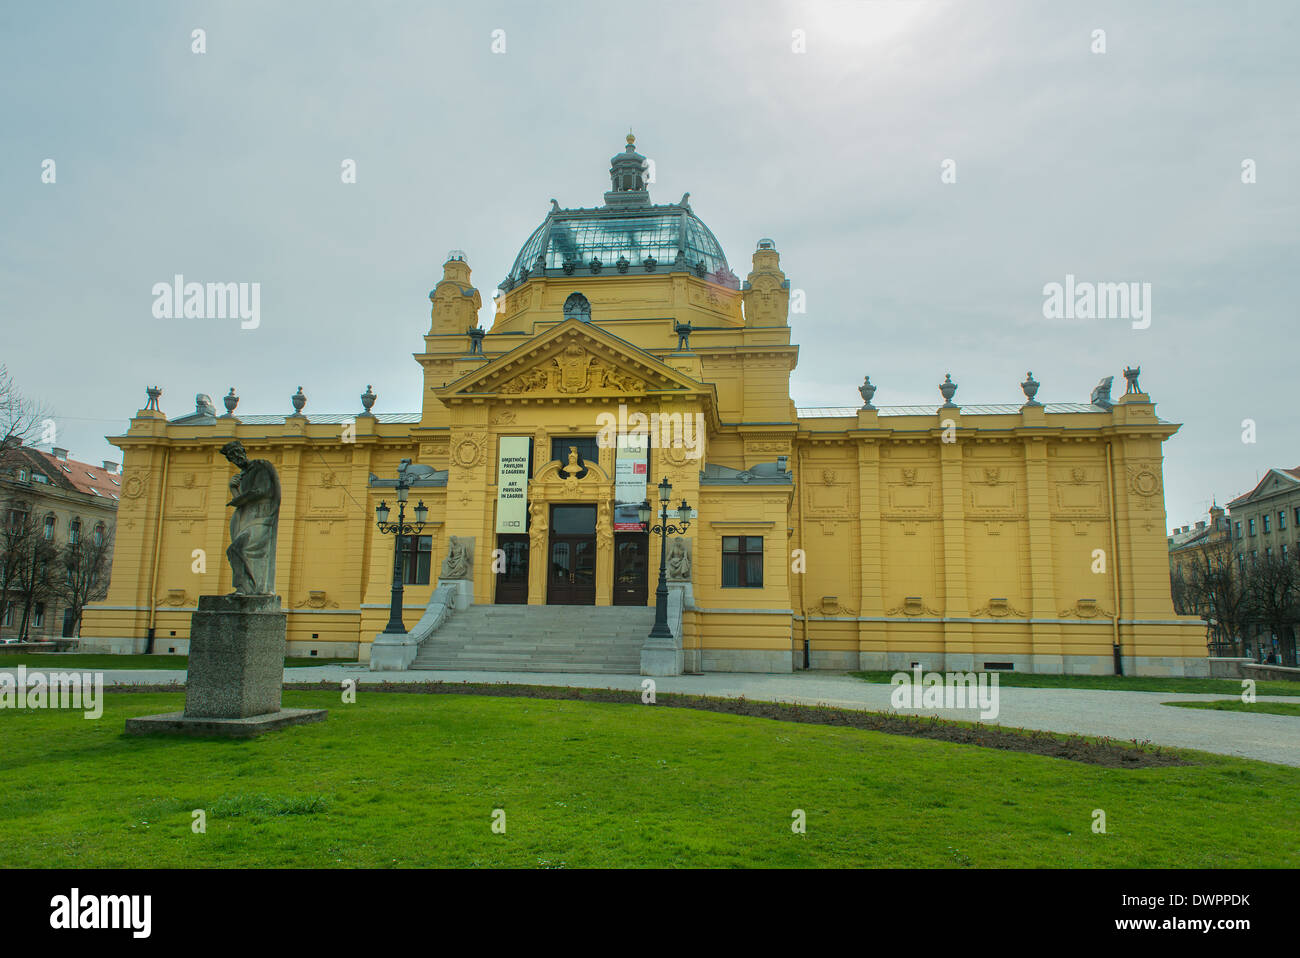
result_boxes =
[1163,699,1300,717]
[0,654,353,670]
[852,670,1300,698]
[0,690,1296,868]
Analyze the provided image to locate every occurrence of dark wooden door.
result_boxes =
[548,535,596,605]
[613,532,649,606]
[495,534,529,604]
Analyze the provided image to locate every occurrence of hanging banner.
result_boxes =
[495,436,530,534]
[613,432,649,531]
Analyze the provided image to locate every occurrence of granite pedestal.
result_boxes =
[125,594,327,738]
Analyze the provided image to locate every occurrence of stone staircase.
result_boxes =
[410,604,655,674]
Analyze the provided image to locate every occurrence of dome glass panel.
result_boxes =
[506,207,732,285]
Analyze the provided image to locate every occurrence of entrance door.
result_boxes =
[548,535,596,605]
[495,534,529,604]
[613,532,649,606]
[547,505,597,605]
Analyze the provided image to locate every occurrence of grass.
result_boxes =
[852,670,1300,697]
[0,689,1296,868]
[1162,699,1300,717]
[0,654,353,670]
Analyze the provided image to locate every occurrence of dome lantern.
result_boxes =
[499,134,739,291]
[605,132,651,208]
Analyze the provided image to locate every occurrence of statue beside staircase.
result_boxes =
[370,534,476,671]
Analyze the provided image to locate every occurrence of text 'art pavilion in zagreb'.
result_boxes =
[81,134,1207,676]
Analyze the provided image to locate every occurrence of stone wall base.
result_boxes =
[1242,662,1300,682]
[857,650,1210,677]
[700,649,794,673]
[1207,657,1253,679]
[809,649,858,670]
[76,635,151,654]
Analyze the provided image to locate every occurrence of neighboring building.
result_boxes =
[1168,503,1231,576]
[82,135,1205,675]
[1227,468,1300,566]
[1167,504,1235,654]
[0,445,119,640]
[1227,467,1300,662]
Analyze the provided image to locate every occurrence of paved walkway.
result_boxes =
[5,665,1297,767]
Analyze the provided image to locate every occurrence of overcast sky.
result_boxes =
[2,0,1296,527]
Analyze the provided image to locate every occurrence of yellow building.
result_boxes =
[82,135,1207,676]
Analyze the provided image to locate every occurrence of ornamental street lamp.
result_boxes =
[375,461,428,635]
[641,476,692,641]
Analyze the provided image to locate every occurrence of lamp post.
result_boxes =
[640,476,691,641]
[375,461,428,635]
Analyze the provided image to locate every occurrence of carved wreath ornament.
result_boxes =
[1127,465,1161,498]
[451,435,486,469]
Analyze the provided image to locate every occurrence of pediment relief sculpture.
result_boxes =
[497,345,647,395]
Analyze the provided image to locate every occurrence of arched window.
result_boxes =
[93,523,105,546]
[562,292,591,321]
[69,518,81,544]
[43,514,56,540]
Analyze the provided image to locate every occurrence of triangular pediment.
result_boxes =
[1228,468,1300,508]
[434,319,705,401]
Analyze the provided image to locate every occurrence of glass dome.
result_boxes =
[500,134,737,290]
[505,205,734,288]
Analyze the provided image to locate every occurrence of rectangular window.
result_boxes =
[1283,544,1289,560]
[2,603,11,627]
[1235,521,1242,539]
[721,536,764,588]
[33,603,45,628]
[1264,515,1271,533]
[1280,510,1287,531]
[400,535,432,585]
[1248,518,1256,536]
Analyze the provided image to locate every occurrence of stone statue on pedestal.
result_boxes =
[441,535,472,579]
[126,440,323,737]
[221,440,281,595]
[667,538,692,581]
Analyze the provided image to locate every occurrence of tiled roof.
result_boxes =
[175,413,421,425]
[796,402,1110,418]
[25,448,121,501]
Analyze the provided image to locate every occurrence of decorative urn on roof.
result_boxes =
[939,373,959,408]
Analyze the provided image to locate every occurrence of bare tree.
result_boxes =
[55,523,113,637]
[1170,566,1192,615]
[0,365,50,471]
[1242,550,1300,665]
[0,504,58,641]
[1181,537,1251,656]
